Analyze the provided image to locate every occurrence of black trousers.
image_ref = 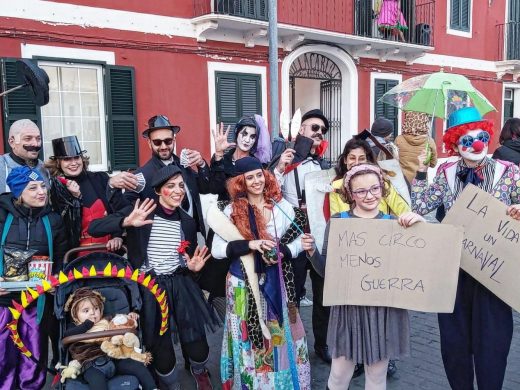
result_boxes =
[83,358,156,390]
[438,271,512,390]
[292,252,330,348]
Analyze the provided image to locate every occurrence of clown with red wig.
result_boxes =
[411,106,520,390]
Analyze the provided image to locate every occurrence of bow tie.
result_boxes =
[457,166,484,188]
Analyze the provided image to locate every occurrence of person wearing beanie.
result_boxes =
[88,164,220,390]
[395,111,438,183]
[0,166,67,390]
[368,116,399,160]
[412,107,520,389]
[0,119,49,193]
[209,156,311,389]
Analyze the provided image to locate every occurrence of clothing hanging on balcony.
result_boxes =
[375,0,408,31]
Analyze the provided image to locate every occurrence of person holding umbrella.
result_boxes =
[411,107,520,389]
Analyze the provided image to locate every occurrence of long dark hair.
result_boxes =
[499,118,520,144]
[335,138,376,178]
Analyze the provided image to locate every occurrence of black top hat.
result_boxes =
[301,109,330,131]
[142,115,181,138]
[151,164,184,189]
[51,136,85,158]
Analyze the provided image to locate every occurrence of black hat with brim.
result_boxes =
[142,115,180,138]
[51,136,86,158]
[151,164,184,189]
[301,109,330,132]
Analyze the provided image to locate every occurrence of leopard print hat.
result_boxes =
[402,111,431,136]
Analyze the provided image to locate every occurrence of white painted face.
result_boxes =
[456,129,490,162]
[236,126,257,152]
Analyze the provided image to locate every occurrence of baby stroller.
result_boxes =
[54,245,145,390]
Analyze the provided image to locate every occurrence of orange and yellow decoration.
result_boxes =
[6,262,169,358]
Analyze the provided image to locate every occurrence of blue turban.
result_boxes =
[6,166,45,198]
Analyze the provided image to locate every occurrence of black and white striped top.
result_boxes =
[141,216,182,274]
[454,157,495,198]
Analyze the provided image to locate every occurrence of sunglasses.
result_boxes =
[459,131,490,147]
[302,123,328,135]
[351,184,382,199]
[151,138,174,147]
[59,155,82,162]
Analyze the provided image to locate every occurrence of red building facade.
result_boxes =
[1,0,519,170]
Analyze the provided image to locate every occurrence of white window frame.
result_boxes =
[38,61,108,171]
[446,0,473,38]
[207,62,267,155]
[370,72,403,135]
[502,83,520,128]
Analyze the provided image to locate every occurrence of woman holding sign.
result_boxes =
[303,163,425,390]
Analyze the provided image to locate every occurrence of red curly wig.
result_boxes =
[226,170,282,240]
[443,120,494,156]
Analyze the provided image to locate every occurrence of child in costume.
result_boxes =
[375,0,408,42]
[63,287,157,390]
[303,163,425,390]
[412,107,520,389]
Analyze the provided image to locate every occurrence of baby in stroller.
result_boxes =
[61,287,157,390]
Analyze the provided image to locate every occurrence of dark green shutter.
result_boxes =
[216,72,262,144]
[105,65,138,171]
[1,58,41,152]
[450,0,470,32]
[374,79,398,137]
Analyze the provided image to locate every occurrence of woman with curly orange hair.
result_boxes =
[210,157,311,389]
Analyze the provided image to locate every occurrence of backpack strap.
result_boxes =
[0,213,14,276]
[381,214,392,220]
[339,211,350,219]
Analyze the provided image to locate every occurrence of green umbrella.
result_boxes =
[379,71,496,119]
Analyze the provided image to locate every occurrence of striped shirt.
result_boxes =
[454,157,495,199]
[141,216,182,274]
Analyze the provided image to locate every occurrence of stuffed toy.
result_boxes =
[56,360,81,383]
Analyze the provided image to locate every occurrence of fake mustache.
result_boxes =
[312,134,323,141]
[23,145,42,152]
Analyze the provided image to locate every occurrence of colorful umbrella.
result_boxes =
[379,71,496,119]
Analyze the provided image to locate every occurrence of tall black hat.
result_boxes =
[142,115,181,138]
[51,136,85,158]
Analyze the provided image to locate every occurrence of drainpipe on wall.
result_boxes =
[268,0,279,141]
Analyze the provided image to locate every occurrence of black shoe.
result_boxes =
[353,363,364,378]
[387,360,397,377]
[314,345,332,364]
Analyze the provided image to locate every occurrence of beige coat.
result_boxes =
[395,134,438,182]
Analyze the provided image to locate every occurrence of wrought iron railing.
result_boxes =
[193,0,268,20]
[354,0,435,46]
[496,22,520,61]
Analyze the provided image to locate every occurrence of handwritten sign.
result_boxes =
[443,184,520,312]
[323,218,462,312]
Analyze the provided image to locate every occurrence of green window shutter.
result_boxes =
[1,58,41,152]
[460,0,470,31]
[216,72,262,144]
[374,79,398,137]
[450,0,460,29]
[450,0,470,32]
[105,65,138,171]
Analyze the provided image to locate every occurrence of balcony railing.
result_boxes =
[497,22,520,61]
[193,0,435,47]
[193,0,268,21]
[354,0,435,46]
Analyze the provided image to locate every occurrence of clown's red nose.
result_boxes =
[472,140,485,153]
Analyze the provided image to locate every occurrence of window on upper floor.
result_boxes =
[1,58,139,172]
[450,0,471,32]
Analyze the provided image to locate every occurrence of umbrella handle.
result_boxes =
[0,83,28,97]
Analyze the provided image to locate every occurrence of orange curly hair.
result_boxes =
[226,170,282,240]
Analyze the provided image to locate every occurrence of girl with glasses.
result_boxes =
[302,163,425,390]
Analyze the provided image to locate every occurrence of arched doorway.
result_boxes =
[290,53,342,163]
[281,44,358,165]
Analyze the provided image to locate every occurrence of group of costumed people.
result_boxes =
[1,104,520,390]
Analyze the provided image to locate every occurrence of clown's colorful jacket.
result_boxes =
[411,158,520,215]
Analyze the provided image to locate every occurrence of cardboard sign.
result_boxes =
[443,184,520,312]
[322,218,462,312]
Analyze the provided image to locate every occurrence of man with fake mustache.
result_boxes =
[0,119,49,192]
[412,107,520,390]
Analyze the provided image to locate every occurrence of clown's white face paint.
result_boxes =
[456,129,489,163]
[236,126,257,152]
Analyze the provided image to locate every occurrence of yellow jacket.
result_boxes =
[329,178,410,216]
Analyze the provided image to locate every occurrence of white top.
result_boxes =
[274,157,323,207]
[212,198,303,260]
[141,216,182,274]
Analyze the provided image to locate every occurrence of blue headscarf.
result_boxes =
[6,166,45,198]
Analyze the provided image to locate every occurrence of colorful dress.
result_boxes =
[212,199,311,390]
[377,0,408,30]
